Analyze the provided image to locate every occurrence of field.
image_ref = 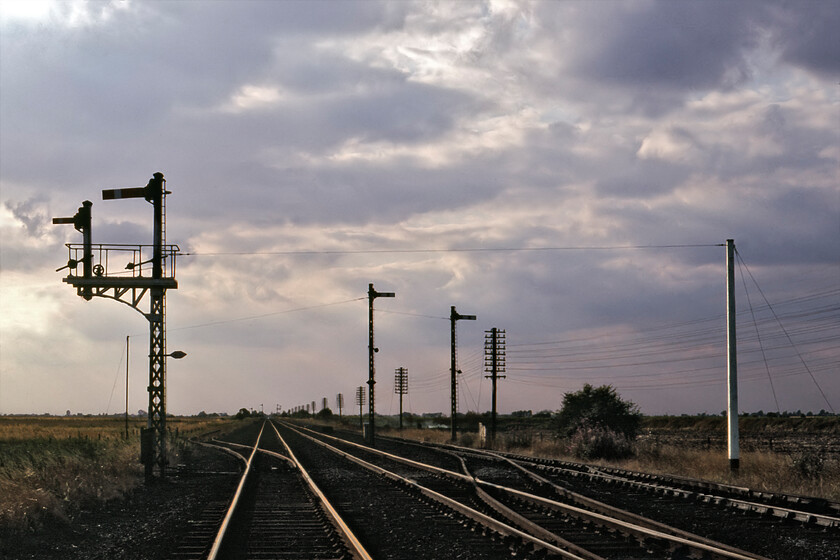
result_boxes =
[4,414,839,537]
[0,415,235,534]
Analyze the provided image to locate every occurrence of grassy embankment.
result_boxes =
[0,415,235,534]
[373,415,840,502]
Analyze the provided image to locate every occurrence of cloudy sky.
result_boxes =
[1,0,837,418]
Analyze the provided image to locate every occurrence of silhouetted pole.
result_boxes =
[125,335,130,439]
[484,328,506,442]
[726,239,739,472]
[355,386,365,431]
[367,284,395,447]
[395,367,408,430]
[450,306,476,441]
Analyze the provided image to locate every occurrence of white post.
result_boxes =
[726,239,739,472]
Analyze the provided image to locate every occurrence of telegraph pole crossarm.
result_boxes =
[484,328,506,442]
[367,283,395,447]
[450,306,476,441]
[395,367,408,430]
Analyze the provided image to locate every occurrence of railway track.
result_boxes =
[170,421,837,559]
[285,422,772,560]
[172,420,368,560]
[367,431,840,560]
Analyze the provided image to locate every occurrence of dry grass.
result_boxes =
[386,426,840,502]
[0,415,237,534]
[615,441,840,501]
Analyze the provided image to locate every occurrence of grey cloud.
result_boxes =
[573,2,758,90]
[4,197,51,238]
[770,1,840,78]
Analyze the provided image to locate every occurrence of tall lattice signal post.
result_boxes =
[355,386,366,431]
[450,306,476,441]
[484,328,506,441]
[394,367,408,430]
[53,172,180,481]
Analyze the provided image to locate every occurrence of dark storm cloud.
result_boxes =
[571,2,759,91]
[770,0,840,78]
[0,1,406,188]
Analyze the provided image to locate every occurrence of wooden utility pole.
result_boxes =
[394,367,408,430]
[484,328,506,441]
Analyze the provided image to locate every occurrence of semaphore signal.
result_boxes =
[53,172,180,481]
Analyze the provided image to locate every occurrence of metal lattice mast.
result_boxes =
[147,287,167,477]
[54,172,179,481]
[450,306,476,441]
[394,367,408,430]
[367,283,395,447]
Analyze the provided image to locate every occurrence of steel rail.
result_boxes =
[210,438,297,467]
[385,434,840,528]
[446,452,605,560]
[520,455,840,528]
[295,425,771,560]
[205,421,265,560]
[191,439,249,465]
[478,480,770,560]
[482,449,765,559]
[482,443,840,520]
[279,422,587,560]
[266,420,373,560]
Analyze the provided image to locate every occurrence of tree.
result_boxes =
[316,407,333,419]
[555,384,641,440]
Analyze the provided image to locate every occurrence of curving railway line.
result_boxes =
[166,418,839,559]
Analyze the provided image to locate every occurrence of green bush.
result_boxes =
[568,424,634,460]
[555,384,641,440]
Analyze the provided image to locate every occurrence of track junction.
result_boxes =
[168,418,839,560]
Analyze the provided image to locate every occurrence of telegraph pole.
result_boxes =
[355,386,366,431]
[336,393,344,418]
[484,328,506,441]
[394,367,408,430]
[726,239,739,472]
[450,306,476,441]
[367,283,395,447]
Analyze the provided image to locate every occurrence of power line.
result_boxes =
[735,249,836,413]
[167,297,366,333]
[177,243,721,257]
